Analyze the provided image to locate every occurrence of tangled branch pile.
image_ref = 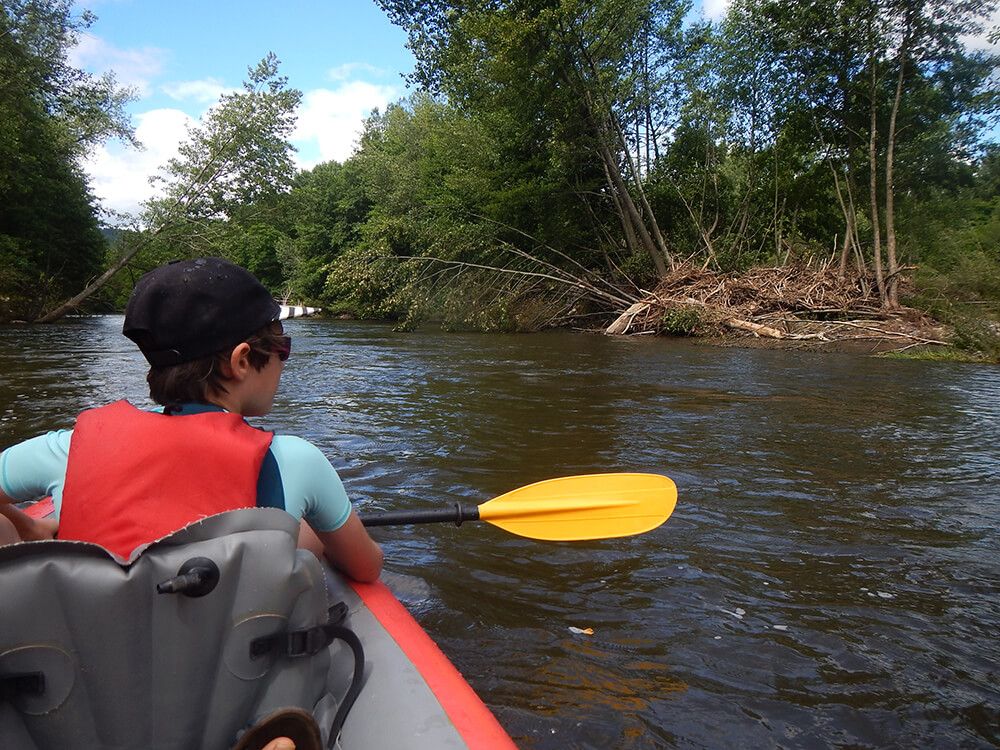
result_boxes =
[604,263,950,350]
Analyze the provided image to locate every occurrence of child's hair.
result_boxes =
[147,323,287,407]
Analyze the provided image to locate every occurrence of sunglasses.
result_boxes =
[272,335,292,362]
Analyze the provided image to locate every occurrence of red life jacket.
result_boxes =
[59,400,273,559]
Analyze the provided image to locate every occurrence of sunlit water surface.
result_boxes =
[2,317,998,748]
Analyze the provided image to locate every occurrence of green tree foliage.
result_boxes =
[0,70,106,318]
[0,0,131,320]
[375,0,707,276]
[278,93,612,329]
[142,53,302,287]
[14,0,996,343]
[282,160,370,299]
[323,95,506,321]
[269,0,996,336]
[900,146,1000,349]
[40,54,302,320]
[708,0,999,306]
[2,0,135,156]
[147,53,301,225]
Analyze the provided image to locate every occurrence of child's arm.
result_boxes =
[0,431,71,541]
[314,511,384,583]
[271,436,384,582]
[297,512,383,582]
[0,493,58,542]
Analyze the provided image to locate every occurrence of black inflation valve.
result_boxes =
[156,557,220,598]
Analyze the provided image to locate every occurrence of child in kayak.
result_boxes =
[0,257,382,582]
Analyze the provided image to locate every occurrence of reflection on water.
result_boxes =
[2,316,999,748]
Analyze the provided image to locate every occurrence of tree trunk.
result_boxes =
[846,176,866,274]
[564,24,672,275]
[598,140,668,277]
[839,213,854,277]
[827,159,855,278]
[602,157,641,256]
[868,57,887,307]
[610,115,672,269]
[884,25,909,310]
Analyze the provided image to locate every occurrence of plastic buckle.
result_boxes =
[285,626,328,657]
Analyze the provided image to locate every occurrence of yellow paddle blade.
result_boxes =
[477,473,677,542]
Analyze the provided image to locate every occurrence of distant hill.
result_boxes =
[100,227,123,245]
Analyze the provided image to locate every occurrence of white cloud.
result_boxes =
[69,33,165,97]
[83,75,399,216]
[962,9,1000,52]
[161,78,235,104]
[328,62,389,82]
[702,0,730,22]
[84,108,195,217]
[292,81,398,167]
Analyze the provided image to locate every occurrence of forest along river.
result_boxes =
[1,316,998,749]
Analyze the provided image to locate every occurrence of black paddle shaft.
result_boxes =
[361,503,481,527]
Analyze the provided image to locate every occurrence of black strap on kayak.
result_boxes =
[0,671,45,701]
[248,602,365,745]
[325,623,364,746]
[249,602,350,659]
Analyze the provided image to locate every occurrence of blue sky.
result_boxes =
[72,0,996,217]
[70,0,741,215]
[73,0,420,215]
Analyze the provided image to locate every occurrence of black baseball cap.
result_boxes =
[123,257,291,367]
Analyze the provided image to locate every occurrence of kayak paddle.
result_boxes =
[361,473,676,541]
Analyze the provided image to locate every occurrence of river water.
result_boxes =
[1,316,998,748]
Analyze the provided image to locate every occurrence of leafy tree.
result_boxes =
[0,0,127,320]
[2,0,135,156]
[714,0,1000,306]
[376,0,706,276]
[148,54,300,224]
[38,54,302,321]
[324,95,503,320]
[283,159,370,300]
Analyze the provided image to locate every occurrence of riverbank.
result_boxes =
[6,262,997,363]
[614,317,1000,363]
[600,324,994,362]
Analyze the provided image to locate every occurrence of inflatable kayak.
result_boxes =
[333,571,515,749]
[2,500,517,750]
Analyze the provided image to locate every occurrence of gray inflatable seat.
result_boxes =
[0,508,347,750]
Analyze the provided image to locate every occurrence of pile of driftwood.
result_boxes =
[604,263,950,350]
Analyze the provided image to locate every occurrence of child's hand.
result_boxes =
[29,516,59,541]
[0,502,57,542]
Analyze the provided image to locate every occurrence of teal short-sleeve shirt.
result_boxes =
[0,413,351,533]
